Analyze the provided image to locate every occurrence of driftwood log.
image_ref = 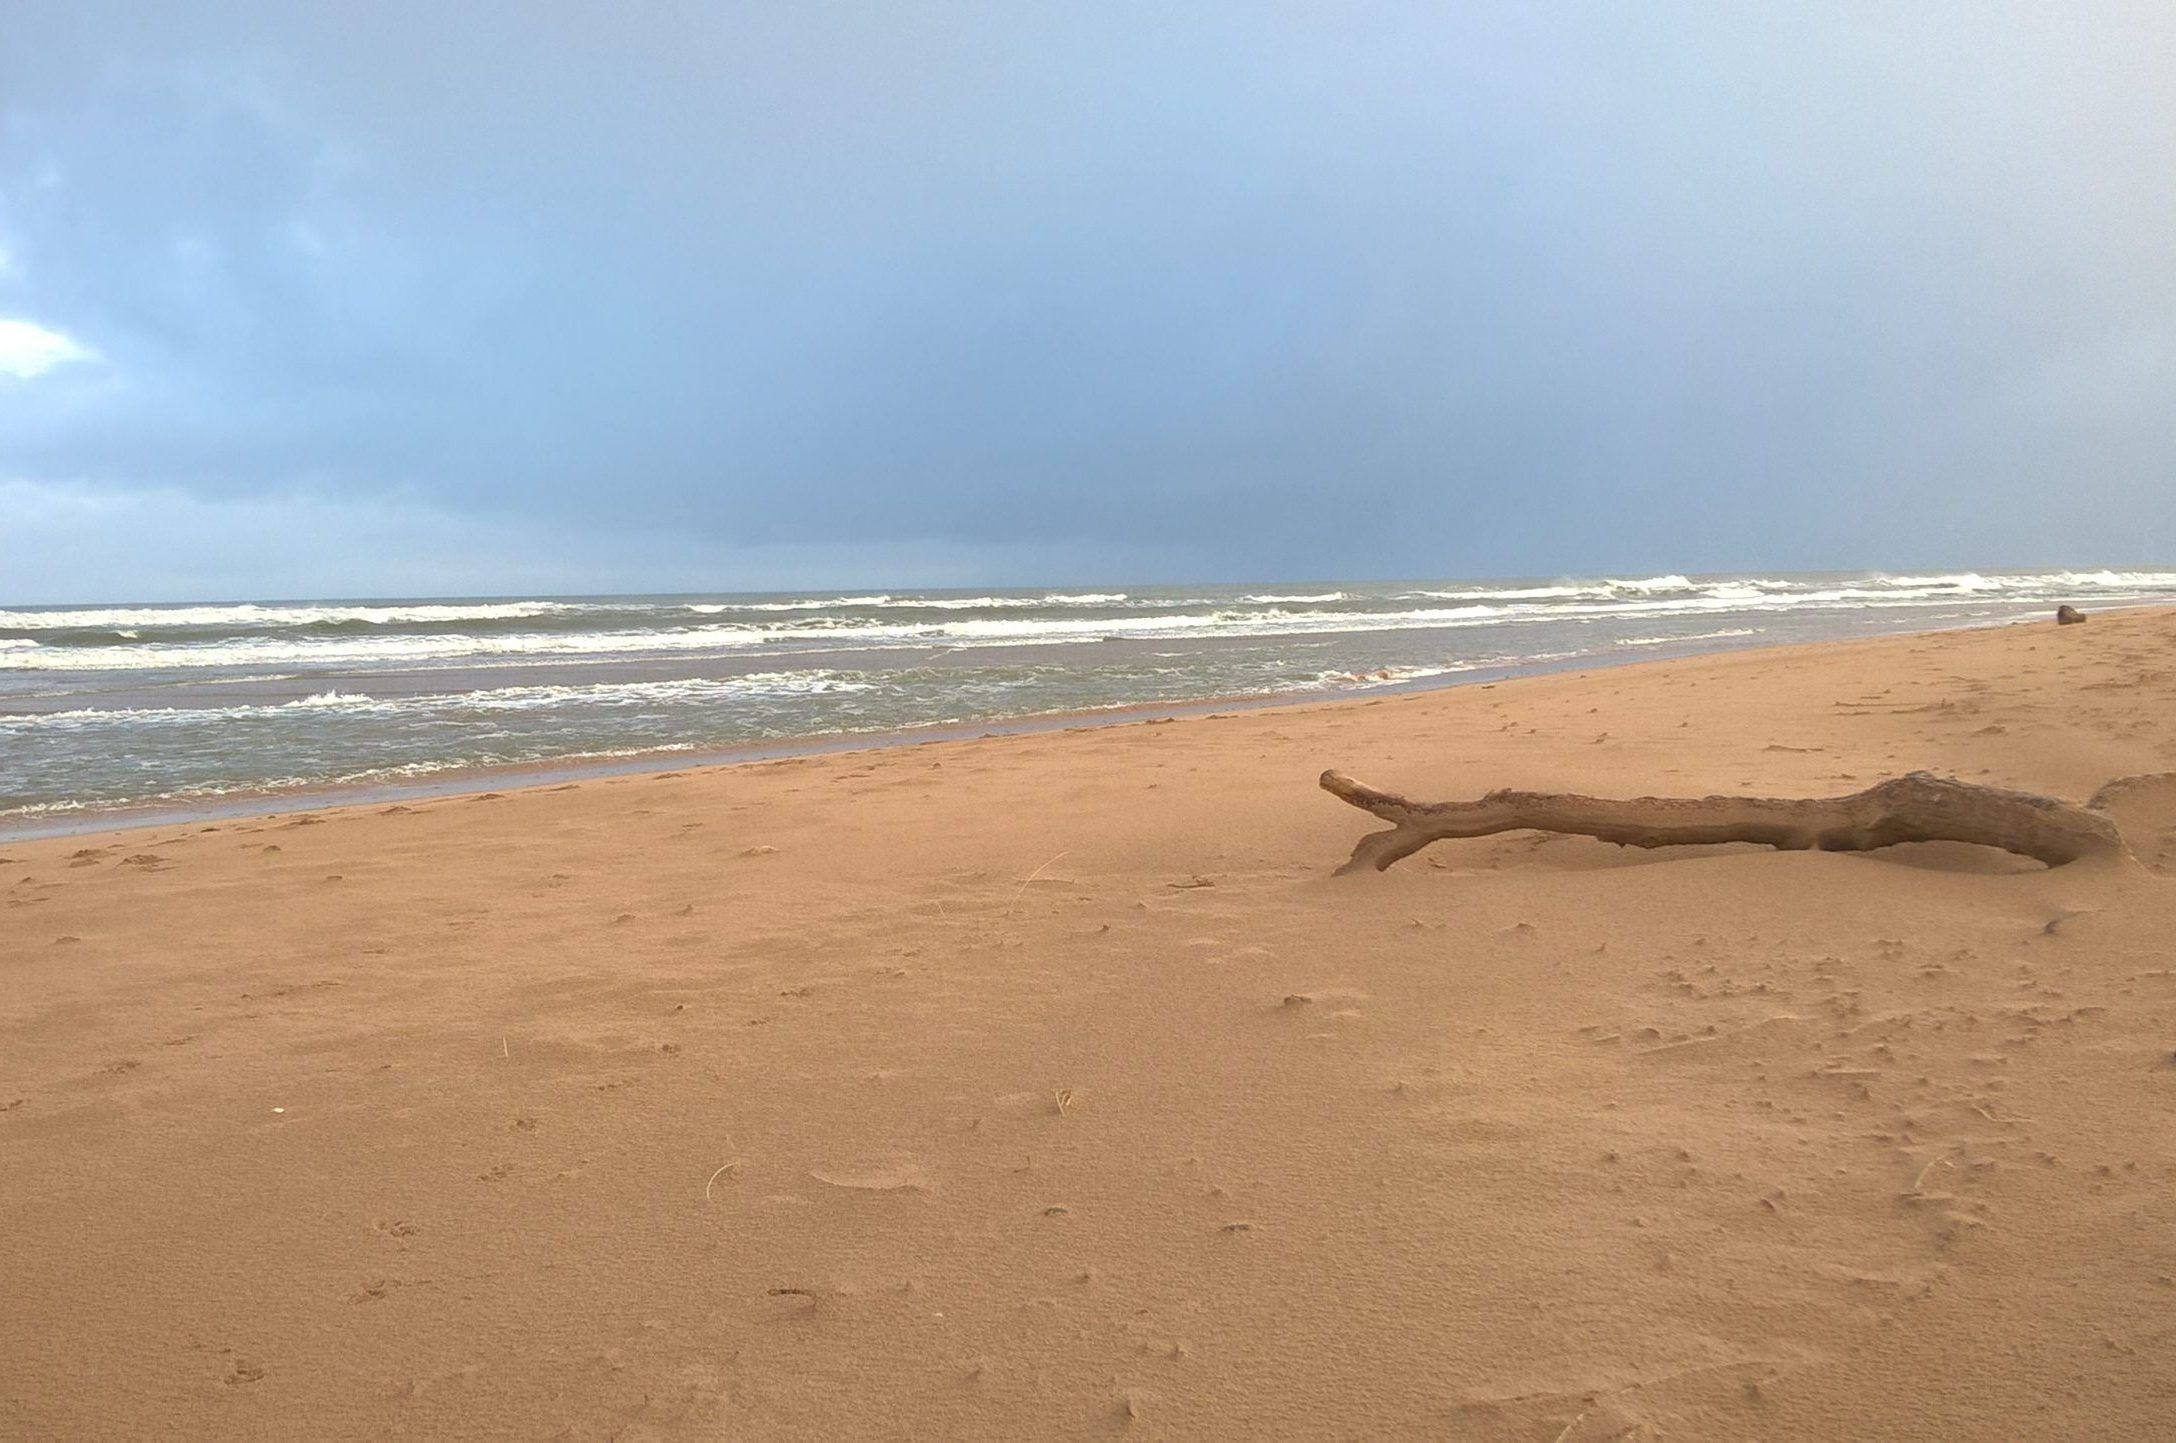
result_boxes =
[1321,769,2127,875]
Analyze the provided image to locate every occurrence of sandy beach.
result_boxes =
[5,607,2175,1439]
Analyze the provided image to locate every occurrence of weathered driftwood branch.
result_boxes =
[1321,769,2127,875]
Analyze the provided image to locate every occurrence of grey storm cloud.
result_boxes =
[1,2,2172,601]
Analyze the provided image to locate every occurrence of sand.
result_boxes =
[5,609,2176,1439]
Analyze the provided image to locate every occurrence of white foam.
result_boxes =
[2,670,876,729]
[9,570,2176,674]
[695,591,1138,614]
[1616,628,1761,647]
[704,595,896,612]
[0,624,770,671]
[1412,584,1600,601]
[1304,662,1470,688]
[0,600,592,630]
[3,605,1519,669]
[1606,573,1697,593]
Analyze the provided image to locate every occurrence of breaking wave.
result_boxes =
[0,600,590,630]
[4,671,875,729]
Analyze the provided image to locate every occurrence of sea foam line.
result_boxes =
[0,600,595,630]
[0,671,876,728]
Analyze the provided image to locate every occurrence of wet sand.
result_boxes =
[4,609,2175,1438]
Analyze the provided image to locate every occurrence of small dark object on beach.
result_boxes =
[2056,605,2086,625]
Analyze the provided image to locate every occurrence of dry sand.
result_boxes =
[5,610,2176,1439]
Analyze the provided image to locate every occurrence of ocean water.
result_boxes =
[4,569,2172,826]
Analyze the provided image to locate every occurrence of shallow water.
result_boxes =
[4,569,2170,821]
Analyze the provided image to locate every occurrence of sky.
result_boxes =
[1,2,2172,602]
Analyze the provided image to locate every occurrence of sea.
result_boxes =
[4,569,2173,833]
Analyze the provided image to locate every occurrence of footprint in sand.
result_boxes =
[2090,772,2176,873]
[1277,986,1368,1019]
[808,1162,931,1193]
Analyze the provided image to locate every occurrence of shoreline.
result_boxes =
[1,608,2114,842]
